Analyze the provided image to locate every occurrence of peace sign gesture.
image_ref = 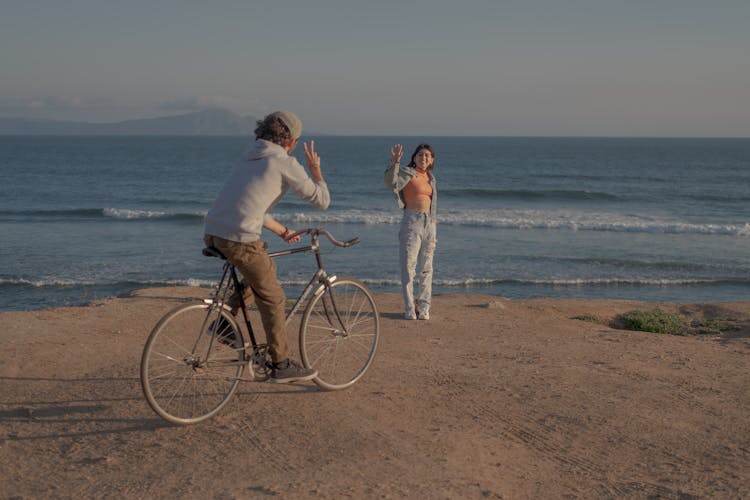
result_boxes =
[303,140,323,182]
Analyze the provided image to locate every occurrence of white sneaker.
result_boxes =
[404,311,417,320]
[417,310,430,320]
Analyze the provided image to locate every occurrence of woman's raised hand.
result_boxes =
[390,144,403,165]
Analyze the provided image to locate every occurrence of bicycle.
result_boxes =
[140,228,379,425]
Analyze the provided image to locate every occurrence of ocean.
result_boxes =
[1,136,749,311]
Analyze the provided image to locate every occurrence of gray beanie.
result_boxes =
[268,110,302,139]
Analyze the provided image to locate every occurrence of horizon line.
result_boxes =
[1,133,749,139]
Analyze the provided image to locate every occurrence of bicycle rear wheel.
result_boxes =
[140,302,245,425]
[299,278,379,390]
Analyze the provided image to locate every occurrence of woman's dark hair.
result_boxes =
[254,116,294,147]
[407,143,436,173]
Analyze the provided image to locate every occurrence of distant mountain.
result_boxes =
[0,109,258,135]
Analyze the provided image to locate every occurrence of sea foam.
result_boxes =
[270,209,750,236]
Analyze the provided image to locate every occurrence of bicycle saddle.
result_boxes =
[202,246,227,260]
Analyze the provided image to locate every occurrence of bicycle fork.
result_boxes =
[319,276,350,337]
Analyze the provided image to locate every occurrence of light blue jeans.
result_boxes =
[399,209,437,316]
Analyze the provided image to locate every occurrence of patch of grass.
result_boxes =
[690,319,741,335]
[617,309,688,335]
[571,314,607,325]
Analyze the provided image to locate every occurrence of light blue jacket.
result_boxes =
[384,162,437,219]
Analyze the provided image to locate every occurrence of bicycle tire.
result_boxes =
[299,278,379,390]
[140,302,245,425]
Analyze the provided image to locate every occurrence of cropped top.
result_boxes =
[384,162,437,219]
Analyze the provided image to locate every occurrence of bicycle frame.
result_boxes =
[208,230,349,356]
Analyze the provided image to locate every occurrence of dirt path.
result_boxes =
[2,289,749,498]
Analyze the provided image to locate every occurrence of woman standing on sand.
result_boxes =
[385,143,437,320]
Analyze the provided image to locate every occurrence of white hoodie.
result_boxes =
[205,139,330,242]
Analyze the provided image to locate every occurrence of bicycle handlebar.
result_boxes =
[287,228,360,248]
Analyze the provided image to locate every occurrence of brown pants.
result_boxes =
[204,235,289,363]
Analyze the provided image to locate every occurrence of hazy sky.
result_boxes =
[2,0,749,136]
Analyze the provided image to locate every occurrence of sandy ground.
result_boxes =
[1,288,749,499]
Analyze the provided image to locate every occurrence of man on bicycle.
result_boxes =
[204,111,329,383]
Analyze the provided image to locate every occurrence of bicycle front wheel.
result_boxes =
[300,278,379,390]
[140,302,245,425]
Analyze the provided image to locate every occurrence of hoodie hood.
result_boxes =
[249,138,288,160]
